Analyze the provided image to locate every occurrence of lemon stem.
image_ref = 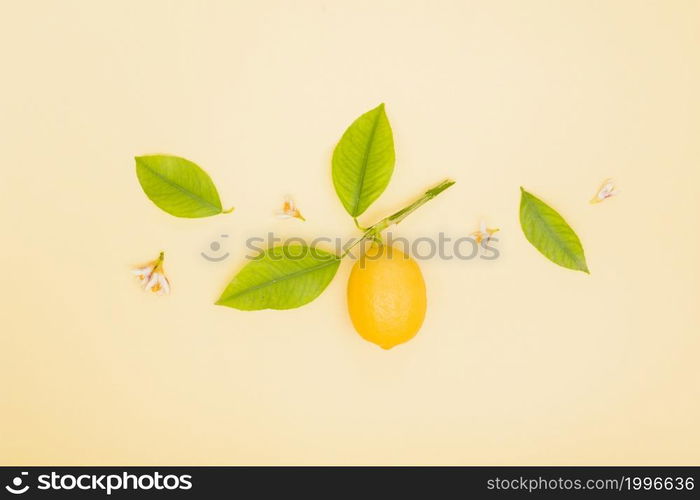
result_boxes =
[374,179,455,232]
[342,179,455,258]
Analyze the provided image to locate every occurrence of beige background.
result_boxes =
[1,0,699,465]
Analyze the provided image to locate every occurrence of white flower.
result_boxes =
[132,265,154,280]
[470,220,499,246]
[276,197,305,221]
[132,252,170,295]
[591,178,618,204]
[145,270,170,295]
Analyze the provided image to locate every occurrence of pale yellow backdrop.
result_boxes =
[1,0,699,465]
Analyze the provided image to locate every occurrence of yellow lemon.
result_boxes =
[347,244,427,349]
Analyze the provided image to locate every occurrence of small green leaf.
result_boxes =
[135,155,232,218]
[216,245,341,310]
[519,187,590,273]
[332,103,395,217]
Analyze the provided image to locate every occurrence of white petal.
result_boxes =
[160,275,171,295]
[132,265,152,276]
[145,272,159,291]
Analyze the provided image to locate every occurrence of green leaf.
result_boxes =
[519,187,590,273]
[216,245,341,310]
[135,155,232,218]
[332,103,395,217]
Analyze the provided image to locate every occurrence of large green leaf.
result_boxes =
[519,187,590,273]
[216,245,341,310]
[332,103,395,217]
[135,155,231,218]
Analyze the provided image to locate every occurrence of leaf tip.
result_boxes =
[221,206,235,214]
[373,102,387,116]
